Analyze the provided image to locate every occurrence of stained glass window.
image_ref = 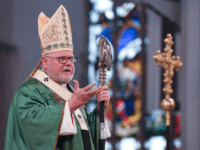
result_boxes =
[87,1,143,149]
[87,1,181,150]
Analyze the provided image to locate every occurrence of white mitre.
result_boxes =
[38,5,73,55]
[28,5,73,79]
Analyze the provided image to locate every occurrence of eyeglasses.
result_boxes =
[45,56,78,64]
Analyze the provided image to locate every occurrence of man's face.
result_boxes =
[42,51,75,84]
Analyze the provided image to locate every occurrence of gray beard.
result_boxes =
[41,67,74,85]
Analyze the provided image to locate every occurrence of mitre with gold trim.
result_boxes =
[28,5,73,79]
[39,5,73,55]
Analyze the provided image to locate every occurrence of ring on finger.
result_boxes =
[89,94,95,98]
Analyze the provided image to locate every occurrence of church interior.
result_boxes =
[0,0,199,150]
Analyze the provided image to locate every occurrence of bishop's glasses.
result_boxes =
[45,56,78,64]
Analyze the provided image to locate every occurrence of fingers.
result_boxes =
[96,86,108,95]
[97,96,110,102]
[96,88,110,111]
[97,92,110,99]
[88,87,101,95]
[73,80,79,89]
[96,91,110,102]
[83,82,97,91]
[97,90,109,97]
[101,86,108,91]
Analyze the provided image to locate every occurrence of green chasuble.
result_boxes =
[4,78,101,150]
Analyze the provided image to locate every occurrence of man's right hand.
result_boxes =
[68,80,101,113]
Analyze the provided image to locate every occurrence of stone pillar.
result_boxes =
[0,0,15,149]
[180,0,200,149]
[146,9,162,113]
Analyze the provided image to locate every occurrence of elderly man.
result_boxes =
[4,5,110,150]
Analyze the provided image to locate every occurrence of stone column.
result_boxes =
[146,9,162,113]
[180,0,200,149]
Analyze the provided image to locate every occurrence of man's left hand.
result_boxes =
[96,86,110,111]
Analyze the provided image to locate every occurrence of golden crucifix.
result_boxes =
[153,33,182,126]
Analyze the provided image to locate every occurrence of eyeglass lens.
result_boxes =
[59,57,76,64]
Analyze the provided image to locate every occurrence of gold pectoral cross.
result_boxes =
[153,33,182,126]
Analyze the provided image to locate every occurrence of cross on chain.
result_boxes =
[153,34,183,100]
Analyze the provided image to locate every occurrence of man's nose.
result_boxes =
[64,62,71,65]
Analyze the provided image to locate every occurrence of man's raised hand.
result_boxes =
[68,80,101,113]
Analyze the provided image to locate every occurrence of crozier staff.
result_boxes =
[4,5,111,150]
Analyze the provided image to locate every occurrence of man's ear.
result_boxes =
[41,56,48,71]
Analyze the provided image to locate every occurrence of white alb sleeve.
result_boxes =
[59,101,77,135]
[103,117,111,139]
[98,116,111,139]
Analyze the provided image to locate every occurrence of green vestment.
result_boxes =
[4,78,101,150]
